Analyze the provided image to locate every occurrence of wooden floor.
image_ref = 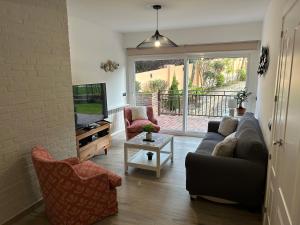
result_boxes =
[13,134,262,225]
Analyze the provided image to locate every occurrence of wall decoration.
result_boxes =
[100,60,119,72]
[257,46,270,76]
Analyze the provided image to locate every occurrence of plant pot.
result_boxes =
[146,152,153,160]
[146,132,152,141]
[236,107,246,116]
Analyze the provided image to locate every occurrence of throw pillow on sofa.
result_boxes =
[225,131,236,140]
[218,116,238,136]
[211,135,237,157]
[131,106,148,120]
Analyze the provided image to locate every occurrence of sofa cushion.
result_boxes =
[127,120,160,133]
[204,132,225,142]
[212,136,237,157]
[196,140,220,155]
[218,116,238,136]
[195,132,225,155]
[235,128,267,162]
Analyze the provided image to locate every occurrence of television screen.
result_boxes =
[73,83,108,129]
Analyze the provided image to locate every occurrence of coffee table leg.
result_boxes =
[124,145,128,174]
[171,137,174,163]
[156,151,160,178]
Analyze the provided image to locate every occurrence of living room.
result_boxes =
[0,0,300,225]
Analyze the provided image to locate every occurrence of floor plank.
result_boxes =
[12,134,262,225]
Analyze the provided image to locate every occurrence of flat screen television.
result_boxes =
[73,83,108,129]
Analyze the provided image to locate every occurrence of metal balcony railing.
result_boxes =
[157,90,238,117]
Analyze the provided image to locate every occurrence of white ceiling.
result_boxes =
[67,0,270,33]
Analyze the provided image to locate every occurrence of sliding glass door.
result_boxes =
[129,53,251,135]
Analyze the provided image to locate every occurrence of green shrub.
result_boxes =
[135,81,141,92]
[237,69,247,81]
[189,86,207,95]
[211,61,225,73]
[145,79,168,93]
[168,75,180,111]
[216,74,225,87]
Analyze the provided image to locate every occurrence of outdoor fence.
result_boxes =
[136,90,238,117]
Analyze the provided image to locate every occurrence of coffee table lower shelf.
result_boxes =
[127,150,171,172]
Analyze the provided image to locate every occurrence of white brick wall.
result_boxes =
[0,0,76,223]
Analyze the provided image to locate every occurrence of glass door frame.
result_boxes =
[127,50,256,136]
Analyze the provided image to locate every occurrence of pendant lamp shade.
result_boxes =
[136,5,177,48]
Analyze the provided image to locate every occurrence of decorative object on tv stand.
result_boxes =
[143,124,155,141]
[227,98,237,117]
[136,5,177,48]
[235,88,252,116]
[257,46,269,76]
[100,60,119,72]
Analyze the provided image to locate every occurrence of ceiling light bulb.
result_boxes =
[154,40,161,47]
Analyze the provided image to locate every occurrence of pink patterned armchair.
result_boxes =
[124,106,160,140]
[32,145,121,225]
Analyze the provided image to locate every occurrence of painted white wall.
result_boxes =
[67,5,128,134]
[123,21,262,48]
[68,16,127,109]
[256,0,286,148]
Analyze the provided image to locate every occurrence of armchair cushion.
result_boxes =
[127,120,160,133]
[131,106,148,120]
[73,161,121,188]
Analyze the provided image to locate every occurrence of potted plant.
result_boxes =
[143,124,154,141]
[235,88,252,116]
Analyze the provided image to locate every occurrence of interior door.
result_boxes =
[265,1,300,225]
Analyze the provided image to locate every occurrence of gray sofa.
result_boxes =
[185,113,268,208]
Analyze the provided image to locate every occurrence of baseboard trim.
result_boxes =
[2,199,43,225]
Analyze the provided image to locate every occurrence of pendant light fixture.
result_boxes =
[136,5,178,48]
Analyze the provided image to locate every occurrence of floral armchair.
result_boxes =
[123,106,160,140]
[31,145,121,225]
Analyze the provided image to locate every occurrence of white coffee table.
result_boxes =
[124,132,174,178]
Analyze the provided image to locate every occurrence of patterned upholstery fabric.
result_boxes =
[73,161,121,188]
[124,106,160,140]
[32,145,121,225]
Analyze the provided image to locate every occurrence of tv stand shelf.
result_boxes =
[76,121,111,161]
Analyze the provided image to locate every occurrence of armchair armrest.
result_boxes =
[207,121,220,133]
[62,157,80,165]
[185,152,266,206]
[149,118,158,125]
[79,173,110,192]
[106,171,122,188]
[125,118,130,127]
[73,161,122,189]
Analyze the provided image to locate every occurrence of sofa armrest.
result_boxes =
[185,152,266,206]
[207,121,220,133]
